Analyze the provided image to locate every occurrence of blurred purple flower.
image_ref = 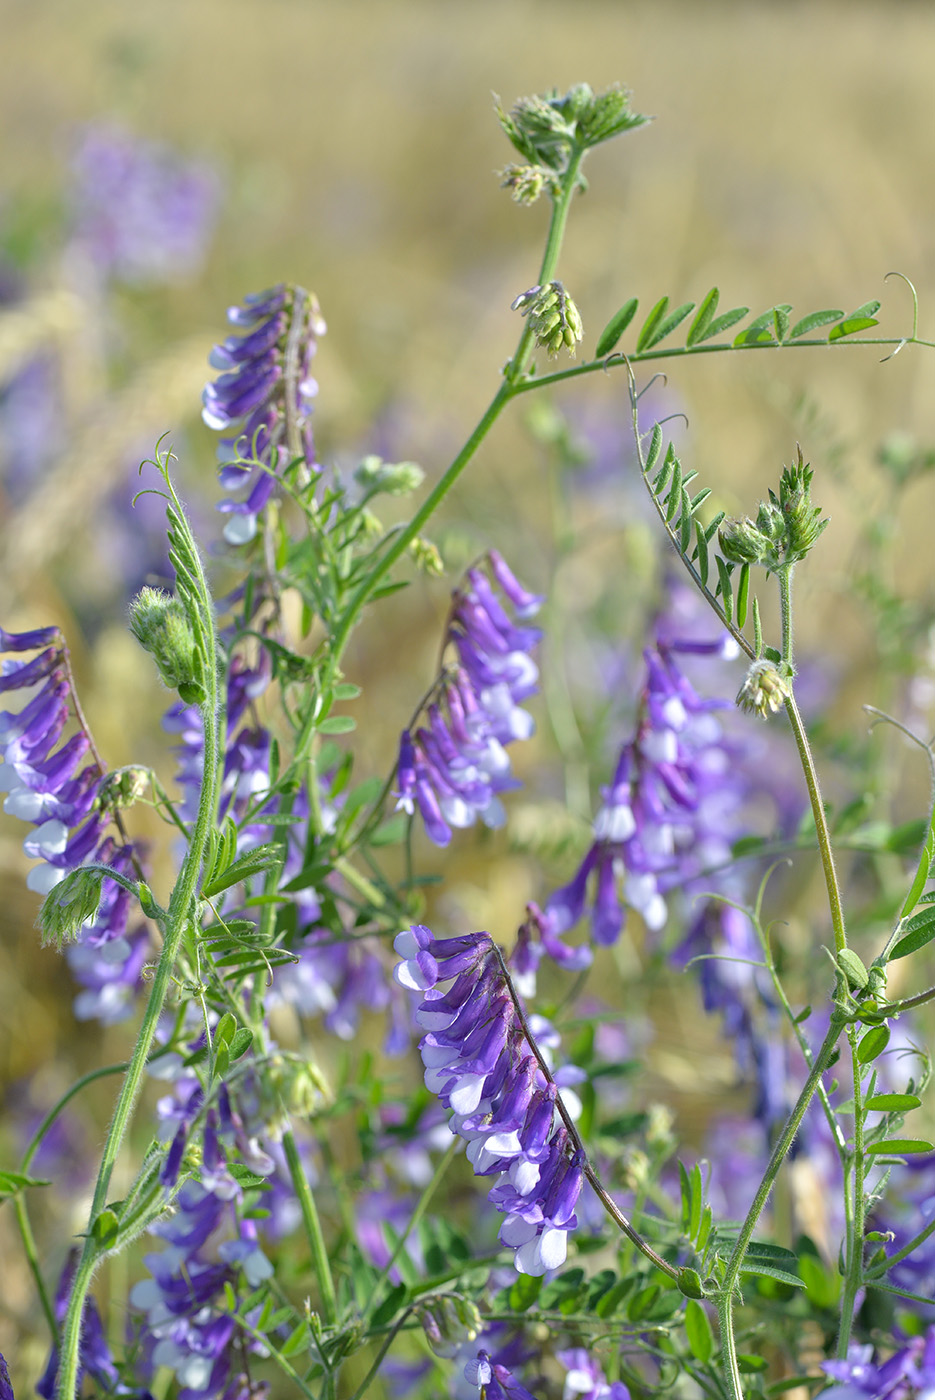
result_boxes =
[69,122,220,286]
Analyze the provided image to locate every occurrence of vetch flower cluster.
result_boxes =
[544,631,744,951]
[0,625,149,1022]
[395,924,585,1275]
[396,552,543,847]
[203,284,326,544]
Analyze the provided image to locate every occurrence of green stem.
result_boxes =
[364,1137,460,1322]
[722,1017,843,1293]
[778,564,794,668]
[716,1016,844,1399]
[784,690,847,954]
[328,150,585,680]
[837,1028,867,1356]
[56,502,221,1400]
[283,1127,338,1327]
[510,334,935,395]
[13,1193,57,1339]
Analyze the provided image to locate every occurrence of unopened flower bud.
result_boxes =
[736,660,791,719]
[354,455,425,497]
[511,280,583,358]
[718,516,771,566]
[418,1295,482,1358]
[97,766,149,813]
[128,588,206,705]
[409,536,444,576]
[499,163,554,205]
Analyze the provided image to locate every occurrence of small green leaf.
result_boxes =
[679,1161,692,1235]
[639,299,695,352]
[318,715,357,735]
[636,296,671,354]
[773,304,791,342]
[677,1267,705,1300]
[508,1272,542,1311]
[867,1138,934,1155]
[214,1012,237,1049]
[865,1093,922,1112]
[693,304,749,344]
[838,949,869,991]
[739,1262,805,1289]
[694,519,710,587]
[733,307,780,347]
[202,842,282,898]
[685,1298,714,1362]
[333,682,361,700]
[229,1028,254,1060]
[736,562,750,629]
[891,905,935,960]
[596,297,639,357]
[0,1169,52,1196]
[370,814,408,846]
[686,287,720,348]
[857,1025,891,1063]
[738,1354,771,1373]
[828,307,880,341]
[788,309,844,339]
[665,461,682,522]
[93,1208,120,1249]
[644,424,663,474]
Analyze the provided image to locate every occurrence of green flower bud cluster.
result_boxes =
[417,1295,482,1359]
[96,766,149,813]
[736,660,792,719]
[39,866,104,948]
[409,535,444,576]
[498,163,557,205]
[718,447,827,571]
[511,280,583,358]
[497,83,649,173]
[128,586,207,706]
[353,454,425,497]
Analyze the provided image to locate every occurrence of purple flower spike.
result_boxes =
[0,627,150,1022]
[543,622,751,955]
[396,553,542,847]
[203,284,326,545]
[395,923,587,1275]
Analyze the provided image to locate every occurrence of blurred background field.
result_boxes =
[2,0,935,1384]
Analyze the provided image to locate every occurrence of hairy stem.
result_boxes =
[283,1127,338,1327]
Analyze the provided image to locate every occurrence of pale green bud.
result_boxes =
[718,516,771,566]
[97,766,149,813]
[499,163,554,205]
[128,588,205,705]
[736,660,792,719]
[512,280,583,358]
[354,455,425,497]
[417,1295,483,1359]
[409,536,444,576]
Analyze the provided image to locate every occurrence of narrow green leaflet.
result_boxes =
[890,905,935,960]
[857,1025,891,1063]
[739,1262,805,1289]
[596,296,639,356]
[828,300,881,340]
[865,1093,922,1112]
[788,309,844,339]
[866,1138,934,1155]
[686,287,720,347]
[684,1298,714,1364]
[202,842,282,898]
[638,298,695,352]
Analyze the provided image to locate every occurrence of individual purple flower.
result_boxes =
[395,924,585,1275]
[68,122,220,286]
[0,1353,13,1400]
[0,625,150,1021]
[558,1348,631,1400]
[464,1350,537,1400]
[543,629,745,951]
[820,1330,935,1400]
[396,553,542,846]
[203,284,326,544]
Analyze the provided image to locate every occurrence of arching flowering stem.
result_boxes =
[394,924,678,1280]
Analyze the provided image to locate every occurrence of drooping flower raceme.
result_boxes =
[0,626,149,1022]
[396,552,543,846]
[544,631,743,950]
[395,924,585,1275]
[203,284,326,544]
